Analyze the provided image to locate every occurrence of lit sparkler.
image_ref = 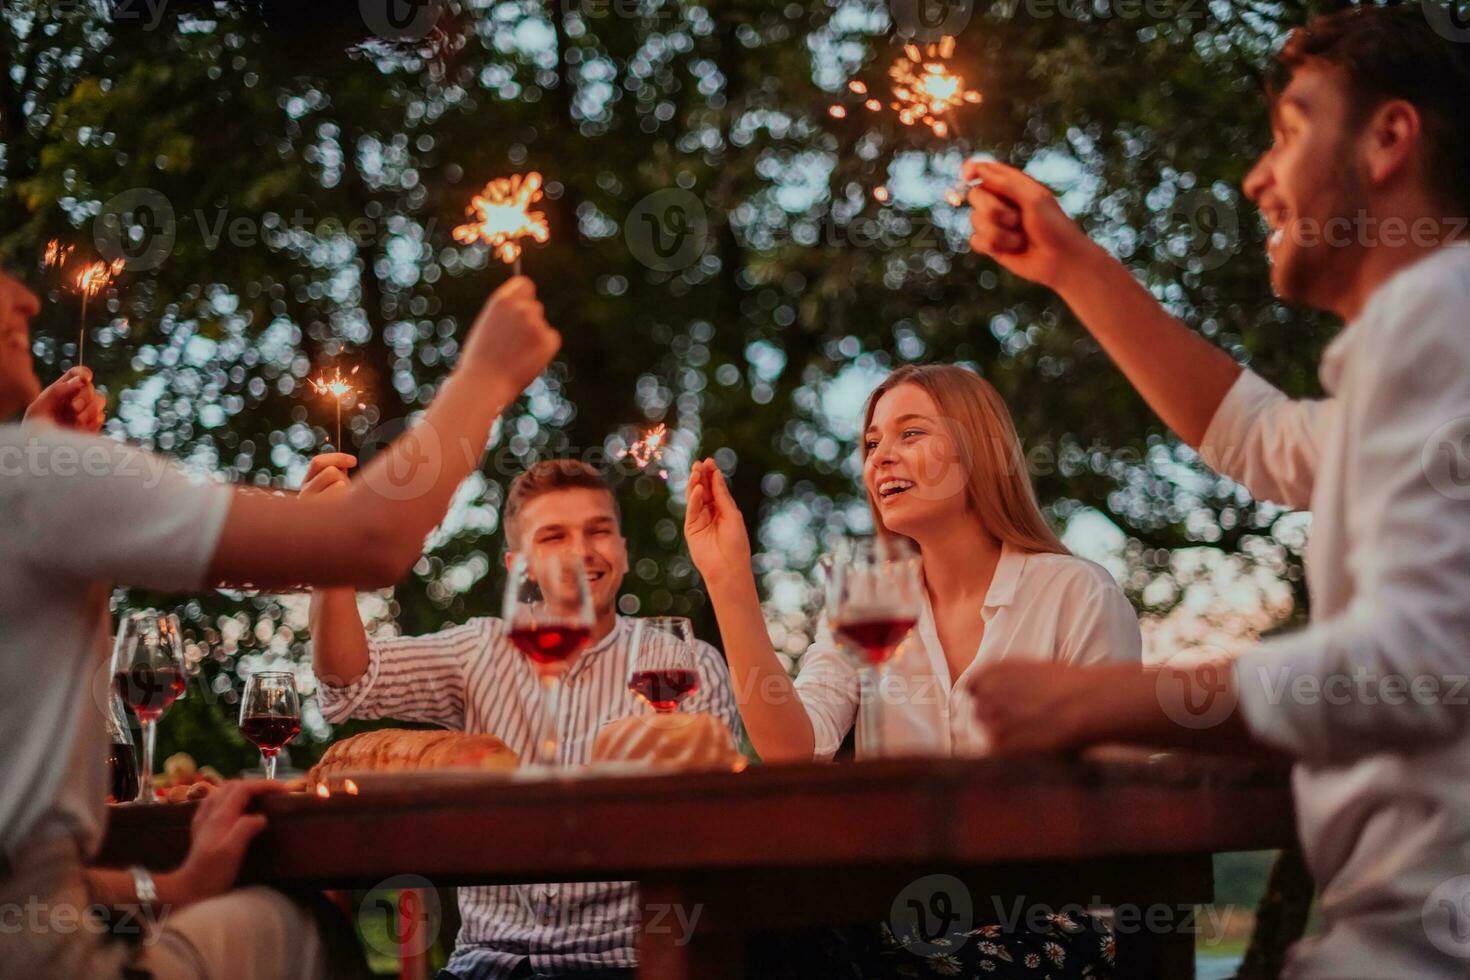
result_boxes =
[43,239,74,270]
[453,171,551,276]
[617,423,670,480]
[310,365,361,449]
[72,260,118,366]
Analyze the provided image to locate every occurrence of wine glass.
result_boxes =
[504,549,595,768]
[627,616,700,714]
[240,671,302,781]
[111,611,187,804]
[825,536,922,758]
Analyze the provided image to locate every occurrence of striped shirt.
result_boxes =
[317,615,739,980]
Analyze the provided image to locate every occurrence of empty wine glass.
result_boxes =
[504,550,595,768]
[240,671,301,781]
[111,611,187,804]
[825,536,922,758]
[627,617,700,714]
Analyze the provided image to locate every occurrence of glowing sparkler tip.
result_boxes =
[829,105,847,119]
[617,423,670,471]
[43,240,74,269]
[873,185,891,203]
[453,171,551,266]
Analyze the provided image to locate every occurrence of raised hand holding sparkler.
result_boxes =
[454,172,551,277]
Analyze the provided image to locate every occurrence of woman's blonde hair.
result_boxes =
[861,363,1068,555]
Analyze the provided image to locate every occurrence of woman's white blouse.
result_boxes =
[794,543,1142,759]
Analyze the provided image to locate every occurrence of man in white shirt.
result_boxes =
[303,455,740,980]
[959,6,1470,978]
[0,267,560,978]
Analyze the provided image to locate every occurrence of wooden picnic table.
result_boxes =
[98,749,1295,979]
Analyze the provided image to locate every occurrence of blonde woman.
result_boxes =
[684,363,1140,978]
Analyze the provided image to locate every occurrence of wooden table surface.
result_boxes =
[99,749,1297,979]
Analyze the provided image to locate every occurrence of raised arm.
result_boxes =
[206,276,559,591]
[293,453,373,687]
[964,160,1241,448]
[684,458,816,763]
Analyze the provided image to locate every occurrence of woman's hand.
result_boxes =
[683,458,753,591]
[24,366,106,432]
[299,452,357,499]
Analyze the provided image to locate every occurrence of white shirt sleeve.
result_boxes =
[1053,561,1143,667]
[316,617,481,728]
[1199,369,1338,511]
[792,620,860,762]
[1232,272,1470,765]
[0,427,230,591]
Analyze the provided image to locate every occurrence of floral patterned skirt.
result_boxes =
[750,911,1116,980]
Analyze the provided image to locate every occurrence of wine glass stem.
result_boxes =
[138,718,157,804]
[539,676,560,767]
[860,666,884,759]
[262,751,277,781]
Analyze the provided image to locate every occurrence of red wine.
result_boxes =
[107,741,139,804]
[114,665,186,720]
[628,669,699,712]
[835,617,916,665]
[509,625,591,673]
[241,715,301,755]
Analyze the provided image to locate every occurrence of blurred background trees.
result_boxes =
[3,0,1347,771]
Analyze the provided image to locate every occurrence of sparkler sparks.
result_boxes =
[72,260,118,366]
[617,423,670,480]
[884,37,982,138]
[43,239,73,270]
[310,365,361,448]
[453,171,551,276]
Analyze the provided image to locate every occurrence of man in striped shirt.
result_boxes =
[302,457,740,980]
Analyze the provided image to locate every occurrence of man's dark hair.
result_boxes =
[503,459,621,546]
[1267,4,1470,213]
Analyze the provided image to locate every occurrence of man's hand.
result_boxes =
[968,659,1276,759]
[299,452,357,499]
[24,366,106,432]
[963,160,1097,291]
[166,780,288,905]
[684,458,753,590]
[460,276,560,395]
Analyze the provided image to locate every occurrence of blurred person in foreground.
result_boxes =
[0,267,559,978]
[962,7,1470,978]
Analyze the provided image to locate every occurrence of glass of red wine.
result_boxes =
[826,535,922,759]
[110,611,187,804]
[628,617,700,714]
[239,671,301,781]
[504,549,595,768]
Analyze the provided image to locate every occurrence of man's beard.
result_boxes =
[1276,143,1370,312]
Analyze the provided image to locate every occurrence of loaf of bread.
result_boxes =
[591,713,746,772]
[308,729,518,782]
